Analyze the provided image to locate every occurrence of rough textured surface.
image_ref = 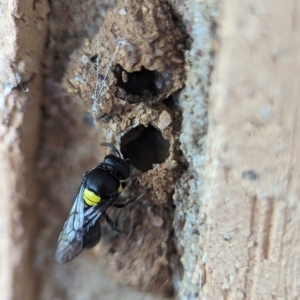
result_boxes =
[201,1,300,298]
[172,0,219,298]
[0,0,49,299]
[63,0,185,106]
[174,0,300,299]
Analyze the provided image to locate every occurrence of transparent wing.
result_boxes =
[55,187,118,263]
[55,183,86,263]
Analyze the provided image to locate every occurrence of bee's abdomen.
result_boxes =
[83,188,101,206]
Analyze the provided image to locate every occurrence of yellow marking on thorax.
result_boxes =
[118,184,122,193]
[84,188,101,206]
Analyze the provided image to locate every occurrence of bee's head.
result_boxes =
[103,154,130,180]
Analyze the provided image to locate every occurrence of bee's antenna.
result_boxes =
[101,143,121,158]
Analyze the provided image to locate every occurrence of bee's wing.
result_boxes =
[55,187,117,263]
[55,184,86,263]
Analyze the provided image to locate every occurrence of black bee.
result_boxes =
[55,143,139,263]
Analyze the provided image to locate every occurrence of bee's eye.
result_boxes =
[83,188,101,206]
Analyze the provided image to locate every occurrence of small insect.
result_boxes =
[55,143,139,263]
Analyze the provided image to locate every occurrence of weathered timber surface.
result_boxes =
[200,0,300,299]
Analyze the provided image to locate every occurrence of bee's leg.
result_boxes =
[119,174,141,186]
[114,189,150,208]
[113,194,140,208]
[104,213,124,233]
[120,177,134,183]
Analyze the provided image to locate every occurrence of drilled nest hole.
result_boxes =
[120,124,170,172]
[113,64,172,99]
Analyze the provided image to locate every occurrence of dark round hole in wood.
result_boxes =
[120,124,170,172]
